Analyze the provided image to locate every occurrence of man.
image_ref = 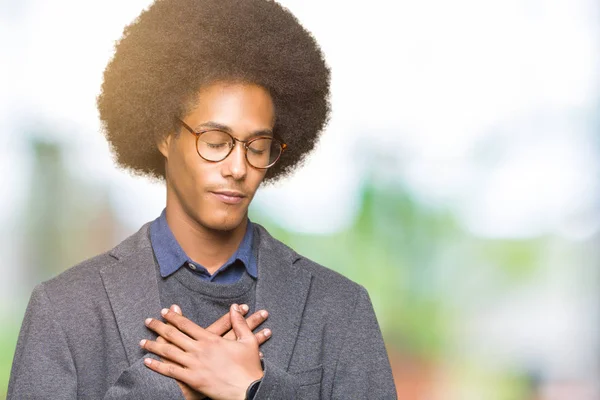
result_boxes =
[8,0,397,398]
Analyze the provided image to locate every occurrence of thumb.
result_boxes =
[230,304,254,342]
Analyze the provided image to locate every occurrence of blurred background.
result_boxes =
[1,0,599,398]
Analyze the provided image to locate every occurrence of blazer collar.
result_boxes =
[100,221,312,370]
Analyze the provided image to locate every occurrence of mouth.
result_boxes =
[210,190,247,205]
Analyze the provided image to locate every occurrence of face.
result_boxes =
[158,81,275,232]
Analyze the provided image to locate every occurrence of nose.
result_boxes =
[221,141,247,180]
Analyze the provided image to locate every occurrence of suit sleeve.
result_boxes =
[102,356,185,400]
[7,284,185,400]
[331,286,398,400]
[7,284,78,399]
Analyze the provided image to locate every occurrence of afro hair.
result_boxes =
[97,0,331,184]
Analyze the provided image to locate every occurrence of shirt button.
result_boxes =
[188,263,196,270]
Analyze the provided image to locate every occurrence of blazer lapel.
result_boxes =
[99,223,163,365]
[253,224,312,370]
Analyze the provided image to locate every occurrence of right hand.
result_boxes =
[157,304,270,400]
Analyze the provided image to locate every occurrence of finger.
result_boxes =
[160,308,212,341]
[222,310,268,340]
[140,339,192,366]
[143,357,189,382]
[244,309,268,332]
[223,328,270,344]
[206,304,249,336]
[155,305,182,345]
[254,328,272,346]
[171,304,182,315]
[145,317,196,351]
[229,304,255,343]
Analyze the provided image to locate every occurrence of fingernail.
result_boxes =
[264,329,271,337]
[260,310,268,318]
[144,358,152,366]
[173,305,181,314]
[241,304,249,312]
[233,304,240,312]
[145,318,152,325]
[139,339,147,347]
[161,308,168,316]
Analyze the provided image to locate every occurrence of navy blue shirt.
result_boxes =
[149,209,257,284]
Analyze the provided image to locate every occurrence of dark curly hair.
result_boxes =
[97,0,330,184]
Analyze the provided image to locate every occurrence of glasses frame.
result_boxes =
[177,118,287,169]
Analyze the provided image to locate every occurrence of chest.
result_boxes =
[157,269,257,329]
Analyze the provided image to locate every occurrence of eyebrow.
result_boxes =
[195,121,273,138]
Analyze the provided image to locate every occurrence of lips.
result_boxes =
[210,190,246,205]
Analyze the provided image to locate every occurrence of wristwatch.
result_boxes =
[245,378,262,400]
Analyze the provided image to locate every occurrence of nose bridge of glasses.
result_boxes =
[232,135,252,149]
[229,137,248,163]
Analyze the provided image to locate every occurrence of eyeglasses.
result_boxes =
[177,118,287,169]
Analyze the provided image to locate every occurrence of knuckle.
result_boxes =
[163,346,174,359]
[163,325,177,341]
[167,364,177,376]
[248,315,262,327]
[178,319,191,332]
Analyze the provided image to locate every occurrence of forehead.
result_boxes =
[189,82,275,133]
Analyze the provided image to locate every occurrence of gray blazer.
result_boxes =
[8,222,397,399]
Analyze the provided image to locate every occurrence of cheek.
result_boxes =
[168,143,206,196]
[182,158,211,197]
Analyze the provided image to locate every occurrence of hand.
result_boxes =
[155,307,206,400]
[142,304,267,400]
[154,304,270,400]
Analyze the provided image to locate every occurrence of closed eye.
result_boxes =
[204,142,230,149]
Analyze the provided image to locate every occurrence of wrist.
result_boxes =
[244,358,264,400]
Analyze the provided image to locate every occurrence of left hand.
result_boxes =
[141,304,264,400]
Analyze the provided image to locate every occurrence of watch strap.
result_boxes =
[245,378,262,400]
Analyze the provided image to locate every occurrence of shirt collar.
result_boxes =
[149,209,257,279]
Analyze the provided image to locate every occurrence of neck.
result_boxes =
[164,201,248,275]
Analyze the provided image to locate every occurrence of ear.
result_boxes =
[157,133,173,159]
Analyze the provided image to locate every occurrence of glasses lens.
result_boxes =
[197,130,233,161]
[247,138,282,168]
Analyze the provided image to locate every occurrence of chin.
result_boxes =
[202,213,245,232]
